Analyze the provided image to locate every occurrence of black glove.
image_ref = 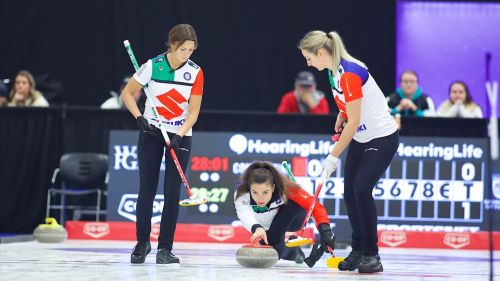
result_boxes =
[136,116,155,135]
[168,134,183,153]
[304,243,325,268]
[318,223,336,253]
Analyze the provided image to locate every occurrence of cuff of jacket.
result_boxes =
[251,224,263,233]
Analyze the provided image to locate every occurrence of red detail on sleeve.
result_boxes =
[191,69,204,96]
[342,112,348,121]
[288,188,330,226]
[340,72,363,102]
[334,95,346,112]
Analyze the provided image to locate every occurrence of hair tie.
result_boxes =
[325,32,332,39]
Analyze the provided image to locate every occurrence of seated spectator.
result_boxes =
[387,70,434,117]
[8,70,49,107]
[277,71,329,114]
[101,76,144,111]
[437,81,483,118]
[0,81,8,106]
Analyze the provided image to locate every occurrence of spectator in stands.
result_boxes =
[101,76,144,111]
[277,71,329,114]
[387,70,434,117]
[0,82,8,106]
[8,70,49,107]
[437,81,483,118]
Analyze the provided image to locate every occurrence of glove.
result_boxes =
[168,134,183,153]
[304,243,325,268]
[318,223,336,253]
[321,154,339,179]
[136,116,156,135]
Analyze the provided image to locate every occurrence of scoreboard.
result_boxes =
[107,131,493,241]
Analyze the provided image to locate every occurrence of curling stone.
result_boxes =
[326,256,344,268]
[33,218,67,243]
[236,244,279,268]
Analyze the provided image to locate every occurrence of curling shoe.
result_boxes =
[358,254,383,273]
[131,241,151,264]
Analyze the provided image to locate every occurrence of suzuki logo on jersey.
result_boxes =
[380,231,407,247]
[444,233,470,249]
[357,124,367,132]
[156,89,187,120]
[83,222,110,239]
[118,194,165,223]
[114,145,138,170]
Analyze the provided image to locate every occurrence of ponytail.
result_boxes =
[299,30,366,69]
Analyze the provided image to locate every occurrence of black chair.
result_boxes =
[46,153,109,224]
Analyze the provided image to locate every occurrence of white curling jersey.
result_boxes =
[328,59,397,143]
[134,53,204,136]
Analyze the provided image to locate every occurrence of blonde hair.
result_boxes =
[9,70,38,103]
[298,31,366,69]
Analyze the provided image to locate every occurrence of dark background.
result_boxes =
[0,0,396,110]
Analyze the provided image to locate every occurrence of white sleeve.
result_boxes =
[423,96,436,117]
[438,103,459,117]
[32,95,49,107]
[133,60,153,86]
[459,104,484,118]
[234,193,259,233]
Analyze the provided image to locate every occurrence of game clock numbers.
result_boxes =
[191,156,229,172]
[190,187,230,203]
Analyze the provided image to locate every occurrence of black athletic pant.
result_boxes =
[266,200,306,260]
[343,130,399,256]
[135,130,191,251]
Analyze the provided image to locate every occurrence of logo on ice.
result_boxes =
[150,224,161,240]
[83,222,110,239]
[228,134,333,157]
[380,231,407,247]
[444,233,470,249]
[118,194,164,224]
[207,225,234,241]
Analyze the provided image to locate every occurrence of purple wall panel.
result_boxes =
[396,1,500,115]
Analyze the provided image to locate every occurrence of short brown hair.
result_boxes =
[167,24,198,51]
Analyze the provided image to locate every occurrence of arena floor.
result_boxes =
[0,240,498,281]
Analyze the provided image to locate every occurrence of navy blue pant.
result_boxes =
[266,200,306,260]
[343,131,399,255]
[135,130,191,251]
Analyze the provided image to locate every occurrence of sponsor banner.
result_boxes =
[66,221,500,249]
[66,221,315,243]
[377,230,500,249]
